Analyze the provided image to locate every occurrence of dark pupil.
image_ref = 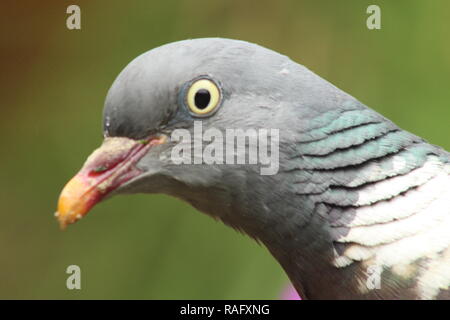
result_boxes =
[194,89,211,109]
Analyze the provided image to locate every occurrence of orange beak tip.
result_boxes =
[54,211,66,231]
[55,175,95,230]
[59,220,68,231]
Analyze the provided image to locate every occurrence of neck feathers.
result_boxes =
[277,102,450,299]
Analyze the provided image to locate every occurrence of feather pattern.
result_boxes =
[287,105,450,299]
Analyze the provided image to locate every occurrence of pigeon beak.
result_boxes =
[55,135,166,230]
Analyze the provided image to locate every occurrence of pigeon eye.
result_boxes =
[186,78,221,116]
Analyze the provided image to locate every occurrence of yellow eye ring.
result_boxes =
[186,78,221,116]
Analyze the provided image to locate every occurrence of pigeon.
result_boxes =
[56,38,450,299]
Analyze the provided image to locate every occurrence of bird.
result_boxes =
[55,38,450,299]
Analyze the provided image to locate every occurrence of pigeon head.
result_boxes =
[55,38,351,235]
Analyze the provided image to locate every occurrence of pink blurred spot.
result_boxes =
[280,283,301,300]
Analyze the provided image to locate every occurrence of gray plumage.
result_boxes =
[103,38,450,299]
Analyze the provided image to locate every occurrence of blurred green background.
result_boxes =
[0,0,449,299]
